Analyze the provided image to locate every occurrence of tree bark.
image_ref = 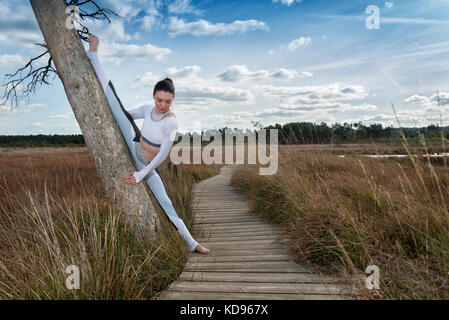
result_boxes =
[29,0,160,238]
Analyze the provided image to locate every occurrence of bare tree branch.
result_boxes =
[1,0,120,110]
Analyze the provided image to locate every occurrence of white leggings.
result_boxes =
[104,80,199,252]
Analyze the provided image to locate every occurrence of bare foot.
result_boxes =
[89,34,99,52]
[195,244,211,254]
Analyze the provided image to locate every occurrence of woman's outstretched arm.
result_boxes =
[86,34,109,92]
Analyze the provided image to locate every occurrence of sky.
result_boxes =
[1,0,449,135]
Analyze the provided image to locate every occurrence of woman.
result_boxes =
[87,34,210,254]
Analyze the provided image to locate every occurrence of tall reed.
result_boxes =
[0,147,220,299]
[231,140,449,299]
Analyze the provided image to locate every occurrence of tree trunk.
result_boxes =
[29,0,160,238]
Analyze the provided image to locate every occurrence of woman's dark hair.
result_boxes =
[153,78,175,97]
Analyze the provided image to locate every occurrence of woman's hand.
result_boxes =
[123,171,137,185]
[89,34,99,52]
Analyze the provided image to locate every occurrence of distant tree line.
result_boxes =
[264,122,449,144]
[0,134,85,147]
[1,122,448,147]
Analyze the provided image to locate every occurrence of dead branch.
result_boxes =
[1,0,120,110]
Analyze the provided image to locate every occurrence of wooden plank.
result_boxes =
[189,248,292,257]
[194,205,245,208]
[193,229,278,235]
[193,226,279,234]
[194,207,251,210]
[159,291,346,300]
[187,254,292,263]
[194,209,254,213]
[196,243,285,251]
[195,219,261,225]
[193,231,281,239]
[193,208,253,213]
[196,234,290,242]
[166,281,350,295]
[200,239,290,246]
[193,210,252,214]
[183,267,311,274]
[194,215,258,220]
[192,198,243,201]
[194,229,282,238]
[194,216,260,223]
[178,272,342,284]
[184,261,311,273]
[185,260,309,270]
[193,221,276,228]
[160,165,354,300]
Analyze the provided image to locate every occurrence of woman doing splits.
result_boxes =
[87,34,210,254]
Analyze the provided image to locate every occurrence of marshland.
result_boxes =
[1,130,448,299]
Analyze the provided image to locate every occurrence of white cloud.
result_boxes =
[404,94,429,104]
[166,65,201,78]
[218,65,269,82]
[430,91,449,105]
[272,0,302,6]
[230,103,377,120]
[84,17,139,43]
[133,68,254,106]
[176,86,254,105]
[199,81,378,129]
[218,65,312,82]
[320,14,449,25]
[49,113,74,119]
[132,72,162,88]
[168,0,203,15]
[271,68,298,79]
[392,91,449,126]
[287,36,311,51]
[0,54,25,66]
[301,71,314,77]
[140,0,164,31]
[0,0,43,49]
[0,102,46,114]
[141,14,159,31]
[403,92,449,116]
[255,82,370,103]
[168,17,269,37]
[99,42,171,65]
[385,2,394,8]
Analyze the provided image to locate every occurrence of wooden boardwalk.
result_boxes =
[159,165,353,300]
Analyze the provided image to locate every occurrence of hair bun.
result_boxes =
[153,78,175,97]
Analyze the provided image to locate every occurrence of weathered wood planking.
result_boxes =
[159,165,355,300]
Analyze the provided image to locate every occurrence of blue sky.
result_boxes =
[1,0,449,134]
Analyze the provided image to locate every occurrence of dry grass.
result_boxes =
[0,147,220,299]
[231,141,449,299]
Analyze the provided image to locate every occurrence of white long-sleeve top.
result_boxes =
[86,50,178,184]
[127,104,178,184]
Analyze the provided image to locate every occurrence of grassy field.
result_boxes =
[230,139,449,299]
[0,147,220,299]
[2,137,448,299]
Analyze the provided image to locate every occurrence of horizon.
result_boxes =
[1,0,449,135]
